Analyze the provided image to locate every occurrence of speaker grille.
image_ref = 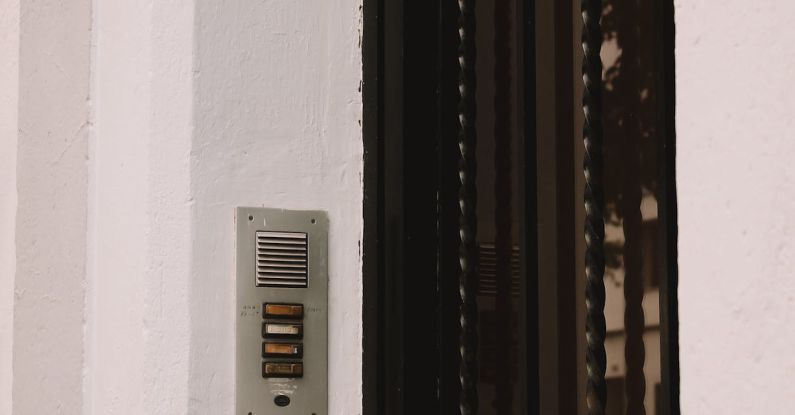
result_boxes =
[255,231,308,288]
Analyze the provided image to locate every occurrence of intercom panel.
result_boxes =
[236,207,328,415]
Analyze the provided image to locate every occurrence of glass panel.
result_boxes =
[601,0,672,413]
[474,0,522,412]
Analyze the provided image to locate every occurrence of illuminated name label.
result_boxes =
[264,323,303,337]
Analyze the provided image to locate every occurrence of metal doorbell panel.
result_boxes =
[236,207,328,415]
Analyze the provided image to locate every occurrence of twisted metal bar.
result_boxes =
[458,0,479,413]
[582,0,607,414]
[622,176,646,415]
[618,2,647,412]
[493,0,514,412]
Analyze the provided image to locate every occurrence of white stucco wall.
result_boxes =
[2,0,362,414]
[190,1,363,413]
[0,2,19,413]
[86,0,193,413]
[4,0,795,414]
[85,0,362,413]
[8,1,91,414]
[676,0,795,412]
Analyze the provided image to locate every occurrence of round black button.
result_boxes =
[274,394,291,407]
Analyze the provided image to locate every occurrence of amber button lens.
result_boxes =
[263,342,303,358]
[263,303,304,319]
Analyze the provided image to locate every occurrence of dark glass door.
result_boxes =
[362,0,678,414]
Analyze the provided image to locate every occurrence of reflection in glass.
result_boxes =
[602,0,669,414]
[474,0,521,412]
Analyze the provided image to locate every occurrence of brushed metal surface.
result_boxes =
[236,207,328,415]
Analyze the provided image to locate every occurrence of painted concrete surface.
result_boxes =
[11,0,91,413]
[0,0,363,413]
[86,0,193,413]
[86,0,363,413]
[676,0,795,412]
[0,1,19,414]
[191,0,363,412]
